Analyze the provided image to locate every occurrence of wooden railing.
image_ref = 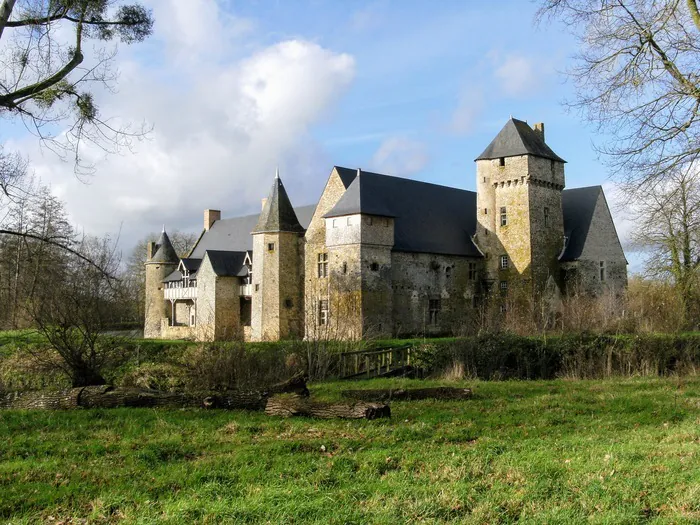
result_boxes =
[339,345,412,379]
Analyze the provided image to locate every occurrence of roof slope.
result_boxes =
[189,205,315,258]
[476,118,565,163]
[334,166,360,188]
[252,174,305,234]
[560,186,601,261]
[326,169,481,257]
[204,250,249,277]
[150,230,179,264]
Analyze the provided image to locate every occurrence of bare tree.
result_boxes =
[538,0,700,187]
[0,0,153,172]
[628,168,699,322]
[27,234,125,386]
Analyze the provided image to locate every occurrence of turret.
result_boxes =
[144,228,179,338]
[474,118,566,296]
[250,169,305,341]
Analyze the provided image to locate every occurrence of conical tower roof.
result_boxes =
[252,170,305,234]
[475,118,565,163]
[150,229,179,264]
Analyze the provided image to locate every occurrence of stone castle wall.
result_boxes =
[144,261,177,338]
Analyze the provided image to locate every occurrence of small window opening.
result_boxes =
[468,263,477,281]
[500,206,507,226]
[318,300,329,326]
[500,281,508,294]
[342,262,348,274]
[500,255,508,270]
[428,299,441,325]
[445,266,452,279]
[370,262,379,272]
[544,207,550,227]
[317,253,328,278]
[267,242,275,252]
[498,157,505,167]
[483,208,488,215]
[255,284,260,292]
[599,261,606,282]
[284,298,293,309]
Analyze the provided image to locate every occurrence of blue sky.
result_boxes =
[3,0,634,265]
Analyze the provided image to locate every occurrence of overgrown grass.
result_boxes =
[1,377,698,523]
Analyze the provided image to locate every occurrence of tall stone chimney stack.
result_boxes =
[533,122,545,142]
[146,241,156,260]
[204,209,221,231]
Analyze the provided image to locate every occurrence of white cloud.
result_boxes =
[370,137,428,176]
[13,15,355,252]
[493,53,542,98]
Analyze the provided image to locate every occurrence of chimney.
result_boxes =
[261,198,268,210]
[204,209,221,231]
[146,241,156,260]
[533,122,545,142]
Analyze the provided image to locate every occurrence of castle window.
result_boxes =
[472,295,481,308]
[255,284,260,292]
[318,300,329,326]
[367,216,374,226]
[500,280,508,294]
[347,216,352,226]
[284,298,293,309]
[500,255,508,270]
[445,266,452,279]
[483,177,486,183]
[599,261,606,282]
[468,263,477,281]
[332,219,338,228]
[342,262,348,274]
[267,242,275,252]
[317,253,328,278]
[428,299,441,325]
[484,208,488,215]
[544,207,550,227]
[498,157,505,167]
[500,207,507,226]
[370,262,379,272]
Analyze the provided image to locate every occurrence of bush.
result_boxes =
[417,333,700,380]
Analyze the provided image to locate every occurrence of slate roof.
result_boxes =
[252,173,305,234]
[205,250,249,277]
[476,118,566,163]
[180,258,202,274]
[560,186,601,262]
[162,270,183,283]
[334,166,359,188]
[325,169,481,257]
[150,230,179,264]
[188,205,315,259]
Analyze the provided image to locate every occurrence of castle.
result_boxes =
[144,118,628,341]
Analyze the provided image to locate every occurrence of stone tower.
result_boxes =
[323,170,394,339]
[474,118,566,295]
[250,170,305,341]
[144,229,179,338]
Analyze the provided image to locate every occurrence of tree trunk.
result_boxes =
[265,394,390,420]
[341,387,472,402]
[0,0,16,41]
[0,373,309,411]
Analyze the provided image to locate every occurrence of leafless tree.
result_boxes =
[628,167,699,322]
[538,0,700,188]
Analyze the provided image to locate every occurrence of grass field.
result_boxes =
[1,377,698,524]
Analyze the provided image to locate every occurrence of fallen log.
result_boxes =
[265,394,390,420]
[341,387,472,402]
[0,373,309,411]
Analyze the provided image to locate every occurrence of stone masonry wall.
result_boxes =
[304,168,352,339]
[391,252,480,336]
[144,261,177,338]
[575,190,628,294]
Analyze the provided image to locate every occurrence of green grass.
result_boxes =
[1,377,699,524]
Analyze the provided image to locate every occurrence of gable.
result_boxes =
[576,190,628,264]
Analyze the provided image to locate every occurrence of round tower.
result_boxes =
[144,229,179,338]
